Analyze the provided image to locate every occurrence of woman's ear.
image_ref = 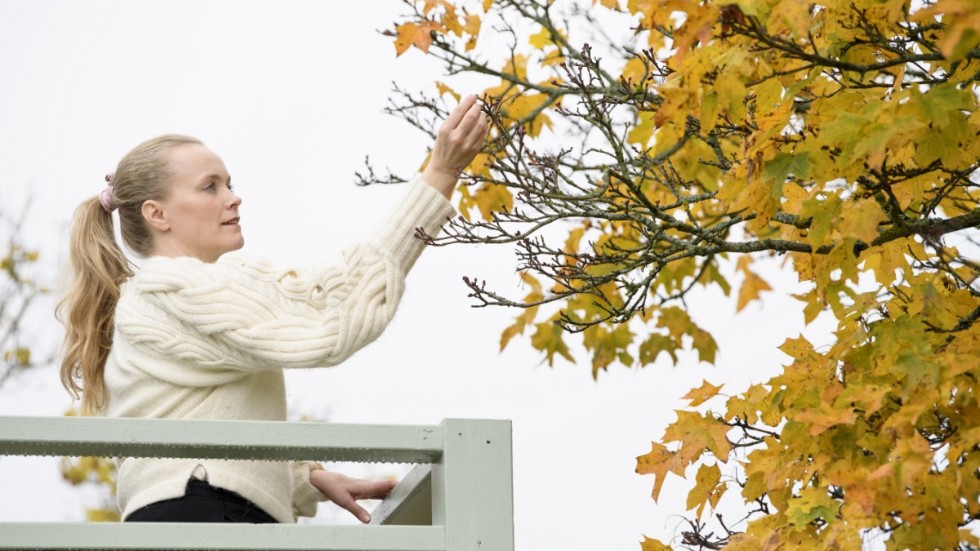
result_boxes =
[141,200,170,232]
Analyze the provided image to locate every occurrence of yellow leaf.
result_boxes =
[639,536,672,551]
[861,237,914,287]
[418,150,432,173]
[778,334,816,360]
[620,56,649,87]
[684,379,723,407]
[839,197,886,244]
[687,463,722,517]
[540,47,565,66]
[663,410,731,465]
[463,14,481,50]
[440,3,462,36]
[465,152,494,179]
[500,272,542,351]
[530,319,574,366]
[501,92,554,136]
[651,123,683,159]
[786,486,839,529]
[86,508,120,522]
[421,0,445,15]
[529,26,552,49]
[736,271,772,312]
[796,402,857,436]
[636,442,687,501]
[435,81,461,101]
[502,54,528,81]
[472,182,513,222]
[483,0,493,12]
[735,256,772,312]
[627,111,655,147]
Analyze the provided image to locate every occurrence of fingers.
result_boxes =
[443,94,478,131]
[342,479,396,523]
[455,104,486,145]
[335,496,372,524]
[353,478,397,500]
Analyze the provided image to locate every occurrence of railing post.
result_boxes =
[431,419,514,551]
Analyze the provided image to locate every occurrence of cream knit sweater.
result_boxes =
[104,177,456,523]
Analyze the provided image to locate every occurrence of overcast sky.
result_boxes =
[0,1,837,549]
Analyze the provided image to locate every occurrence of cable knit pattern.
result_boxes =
[104,176,455,523]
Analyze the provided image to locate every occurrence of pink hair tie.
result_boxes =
[99,173,118,213]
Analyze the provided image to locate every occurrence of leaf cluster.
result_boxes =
[382,0,980,547]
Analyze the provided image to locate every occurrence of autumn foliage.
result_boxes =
[382,0,980,548]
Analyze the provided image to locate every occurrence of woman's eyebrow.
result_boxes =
[199,173,232,184]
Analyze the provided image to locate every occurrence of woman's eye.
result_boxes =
[204,182,216,191]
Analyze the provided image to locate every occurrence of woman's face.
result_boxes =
[149,143,244,262]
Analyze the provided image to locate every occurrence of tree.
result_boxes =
[0,201,49,388]
[0,199,119,521]
[372,0,980,548]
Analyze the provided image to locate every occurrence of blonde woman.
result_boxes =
[58,95,488,523]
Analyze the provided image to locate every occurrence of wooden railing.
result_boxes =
[0,416,514,551]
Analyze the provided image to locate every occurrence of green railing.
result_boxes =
[0,416,514,551]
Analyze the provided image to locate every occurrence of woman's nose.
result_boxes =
[228,192,242,209]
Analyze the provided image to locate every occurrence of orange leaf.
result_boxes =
[393,21,444,57]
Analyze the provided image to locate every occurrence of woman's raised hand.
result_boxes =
[421,94,489,199]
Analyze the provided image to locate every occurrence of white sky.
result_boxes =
[0,1,837,549]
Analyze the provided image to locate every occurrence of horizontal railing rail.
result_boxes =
[0,416,514,551]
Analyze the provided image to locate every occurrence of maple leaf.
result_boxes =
[636,442,687,501]
[786,486,839,529]
[529,318,574,366]
[735,256,772,312]
[684,379,723,407]
[393,20,444,57]
[795,402,857,436]
[687,463,722,517]
[434,81,460,101]
[639,536,672,551]
[839,198,886,244]
[663,410,731,464]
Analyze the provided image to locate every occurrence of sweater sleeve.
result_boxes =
[117,177,456,377]
[292,461,326,518]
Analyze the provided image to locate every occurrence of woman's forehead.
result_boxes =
[167,143,229,179]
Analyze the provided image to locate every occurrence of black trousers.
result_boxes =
[125,479,277,523]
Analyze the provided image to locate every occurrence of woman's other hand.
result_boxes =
[421,94,489,199]
[309,469,398,523]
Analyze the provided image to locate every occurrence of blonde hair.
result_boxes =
[58,134,203,414]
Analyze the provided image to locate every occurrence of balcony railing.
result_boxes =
[0,416,514,551]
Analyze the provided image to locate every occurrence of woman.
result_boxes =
[58,95,488,524]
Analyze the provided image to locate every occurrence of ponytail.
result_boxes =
[57,134,201,414]
[58,197,133,414]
